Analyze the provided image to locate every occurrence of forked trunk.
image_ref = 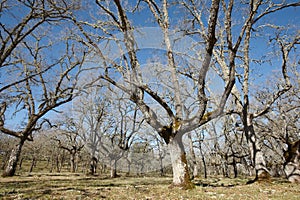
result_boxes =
[284,140,300,183]
[2,139,25,177]
[168,135,193,189]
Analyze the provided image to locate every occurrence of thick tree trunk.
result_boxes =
[253,149,270,181]
[2,139,25,177]
[245,117,270,183]
[284,140,300,183]
[168,135,193,189]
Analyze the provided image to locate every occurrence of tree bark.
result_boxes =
[168,134,193,189]
[1,151,9,170]
[188,133,198,179]
[232,158,238,178]
[29,157,36,173]
[110,159,118,178]
[198,139,207,179]
[70,151,77,173]
[245,116,270,183]
[125,157,131,176]
[2,138,25,177]
[89,156,98,175]
[284,140,300,183]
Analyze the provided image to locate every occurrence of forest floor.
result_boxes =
[0,173,300,200]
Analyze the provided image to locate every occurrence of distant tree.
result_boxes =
[90,94,144,178]
[70,86,110,175]
[21,131,48,173]
[194,130,208,179]
[52,118,85,173]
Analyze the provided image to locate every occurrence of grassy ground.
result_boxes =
[0,173,299,200]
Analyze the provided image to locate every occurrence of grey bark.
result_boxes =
[284,140,300,183]
[244,115,270,182]
[168,134,191,188]
[188,132,198,179]
[2,139,25,177]
[110,159,118,178]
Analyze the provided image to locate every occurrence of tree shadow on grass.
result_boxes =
[193,177,249,188]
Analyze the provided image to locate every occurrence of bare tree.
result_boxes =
[22,132,47,173]
[69,0,234,188]
[52,117,85,173]
[0,0,86,177]
[209,0,299,182]
[71,87,110,175]
[99,97,143,178]
[256,66,300,182]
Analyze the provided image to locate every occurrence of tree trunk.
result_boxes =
[18,157,24,170]
[125,157,131,176]
[168,135,193,189]
[70,152,76,173]
[222,158,229,178]
[232,158,238,178]
[158,150,165,176]
[29,157,36,173]
[56,155,61,173]
[188,133,198,179]
[89,156,98,175]
[110,159,117,178]
[199,140,207,178]
[245,117,270,183]
[2,139,25,177]
[284,140,300,183]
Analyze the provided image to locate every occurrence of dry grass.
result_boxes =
[0,173,299,199]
